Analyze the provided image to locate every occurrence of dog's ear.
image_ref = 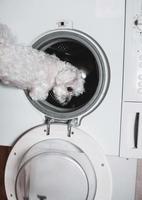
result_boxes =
[56,70,77,85]
[80,70,87,79]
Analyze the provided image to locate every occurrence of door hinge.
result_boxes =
[45,117,79,137]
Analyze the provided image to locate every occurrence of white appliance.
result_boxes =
[0,0,139,199]
[121,0,142,159]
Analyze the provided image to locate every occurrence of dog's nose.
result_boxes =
[67,87,73,92]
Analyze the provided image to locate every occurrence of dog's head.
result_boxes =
[53,65,86,105]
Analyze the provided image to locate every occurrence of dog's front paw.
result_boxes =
[29,87,48,101]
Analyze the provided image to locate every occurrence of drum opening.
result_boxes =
[26,30,110,119]
[44,39,99,109]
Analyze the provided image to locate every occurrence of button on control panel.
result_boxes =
[137,50,142,94]
[134,15,142,33]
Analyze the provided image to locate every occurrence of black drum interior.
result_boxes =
[32,38,100,112]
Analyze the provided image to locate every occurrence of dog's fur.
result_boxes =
[0,24,85,105]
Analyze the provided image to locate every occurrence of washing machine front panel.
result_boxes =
[0,0,126,155]
[5,125,112,200]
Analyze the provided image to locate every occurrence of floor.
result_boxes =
[135,160,142,200]
[0,146,141,200]
[0,146,11,200]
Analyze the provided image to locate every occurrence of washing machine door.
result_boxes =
[16,140,96,200]
[5,124,112,200]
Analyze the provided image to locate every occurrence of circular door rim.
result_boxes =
[26,28,110,122]
[5,124,112,200]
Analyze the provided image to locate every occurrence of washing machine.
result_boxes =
[0,0,138,200]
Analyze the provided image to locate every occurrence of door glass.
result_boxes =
[15,139,96,200]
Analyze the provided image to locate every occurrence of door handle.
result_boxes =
[134,112,140,148]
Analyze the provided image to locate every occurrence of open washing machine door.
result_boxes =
[5,124,112,200]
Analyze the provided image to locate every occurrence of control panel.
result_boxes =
[123,0,142,102]
[121,0,142,158]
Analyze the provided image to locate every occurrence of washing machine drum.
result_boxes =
[5,125,112,200]
[26,29,110,120]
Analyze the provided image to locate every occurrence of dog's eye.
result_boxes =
[67,87,73,92]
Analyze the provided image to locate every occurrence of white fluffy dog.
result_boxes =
[0,24,85,105]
